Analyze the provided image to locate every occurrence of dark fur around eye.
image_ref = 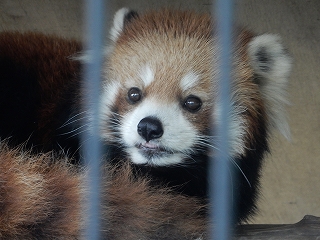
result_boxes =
[127,87,142,103]
[183,95,202,112]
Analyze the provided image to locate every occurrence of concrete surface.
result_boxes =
[0,0,319,224]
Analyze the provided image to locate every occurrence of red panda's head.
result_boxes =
[99,8,292,167]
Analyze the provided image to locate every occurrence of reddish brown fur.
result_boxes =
[117,9,213,44]
[0,32,81,145]
[0,143,207,239]
[0,143,82,239]
[0,27,209,239]
[108,9,266,149]
[0,9,283,238]
[108,10,216,134]
[233,29,267,151]
[104,162,208,240]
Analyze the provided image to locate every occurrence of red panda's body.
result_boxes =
[0,143,207,239]
[0,8,291,238]
[0,32,82,157]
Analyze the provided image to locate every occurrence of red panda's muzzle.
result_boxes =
[136,142,174,161]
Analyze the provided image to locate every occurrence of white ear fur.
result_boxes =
[248,34,292,139]
[109,8,131,42]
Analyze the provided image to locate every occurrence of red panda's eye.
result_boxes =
[128,87,142,103]
[184,96,202,112]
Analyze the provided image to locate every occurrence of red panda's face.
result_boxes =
[101,34,216,166]
[99,8,291,166]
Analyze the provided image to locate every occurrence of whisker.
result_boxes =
[111,112,123,117]
[230,159,252,188]
[56,142,66,154]
[70,138,91,160]
[194,135,219,151]
[58,111,87,129]
[58,124,89,136]
[60,116,88,129]
[65,128,89,140]
[227,165,235,204]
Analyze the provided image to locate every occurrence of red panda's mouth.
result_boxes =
[136,142,173,159]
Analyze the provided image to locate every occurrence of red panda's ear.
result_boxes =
[109,8,138,42]
[248,34,292,139]
[248,34,292,81]
[71,8,138,62]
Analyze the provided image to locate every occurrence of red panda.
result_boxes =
[0,7,291,237]
[100,8,291,221]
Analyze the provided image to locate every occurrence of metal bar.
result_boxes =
[210,0,234,239]
[82,0,106,239]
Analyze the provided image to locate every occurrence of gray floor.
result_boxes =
[1,0,319,224]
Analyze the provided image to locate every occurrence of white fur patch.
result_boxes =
[214,102,247,157]
[248,34,292,139]
[248,34,292,81]
[99,81,121,139]
[128,147,186,166]
[180,71,200,92]
[120,98,198,166]
[139,64,154,87]
[109,8,130,42]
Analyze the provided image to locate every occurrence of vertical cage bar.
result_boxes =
[210,0,234,239]
[82,0,106,239]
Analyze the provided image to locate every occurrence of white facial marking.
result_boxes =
[139,64,154,87]
[214,102,246,157]
[120,98,198,166]
[180,71,200,92]
[129,147,186,166]
[100,81,121,139]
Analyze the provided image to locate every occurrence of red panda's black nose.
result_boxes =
[137,117,163,142]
